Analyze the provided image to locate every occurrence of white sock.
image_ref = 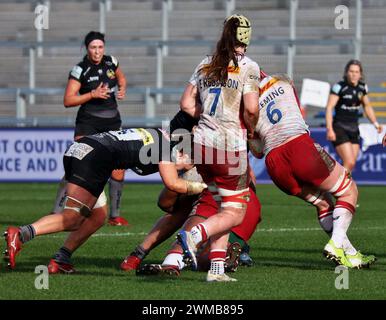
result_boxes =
[342,236,357,255]
[209,259,225,275]
[52,178,67,213]
[190,224,208,246]
[331,207,353,248]
[162,253,185,270]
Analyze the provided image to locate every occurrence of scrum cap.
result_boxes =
[225,14,251,46]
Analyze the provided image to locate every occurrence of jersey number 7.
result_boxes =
[209,88,221,116]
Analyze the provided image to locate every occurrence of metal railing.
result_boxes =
[0,37,356,107]
[1,85,385,127]
[0,87,184,127]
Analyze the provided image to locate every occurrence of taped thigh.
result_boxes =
[328,168,353,197]
[217,187,250,209]
[64,196,92,217]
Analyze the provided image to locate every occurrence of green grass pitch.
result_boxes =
[0,183,385,300]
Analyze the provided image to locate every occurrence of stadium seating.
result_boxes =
[0,0,385,123]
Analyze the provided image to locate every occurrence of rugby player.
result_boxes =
[249,71,376,268]
[326,60,382,173]
[177,14,260,282]
[3,127,207,270]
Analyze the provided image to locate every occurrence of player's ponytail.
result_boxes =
[200,17,245,83]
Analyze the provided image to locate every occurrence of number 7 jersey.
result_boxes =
[190,55,260,151]
[256,75,309,155]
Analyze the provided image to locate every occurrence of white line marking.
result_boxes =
[40,226,386,239]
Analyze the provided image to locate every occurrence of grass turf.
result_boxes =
[0,183,385,300]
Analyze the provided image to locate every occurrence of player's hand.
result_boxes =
[91,82,110,100]
[382,134,386,147]
[116,86,126,100]
[326,128,336,142]
[376,124,383,134]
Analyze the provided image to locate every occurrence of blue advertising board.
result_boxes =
[0,128,385,185]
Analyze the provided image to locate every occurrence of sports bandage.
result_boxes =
[305,190,323,206]
[64,196,92,217]
[328,169,353,197]
[218,187,250,209]
[186,181,208,195]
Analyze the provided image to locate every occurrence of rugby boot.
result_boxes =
[239,244,254,267]
[3,226,22,270]
[121,255,142,271]
[107,217,130,226]
[48,259,76,274]
[323,239,353,268]
[177,231,197,270]
[136,264,162,276]
[346,251,376,269]
[206,272,237,282]
[225,242,242,272]
[160,265,180,277]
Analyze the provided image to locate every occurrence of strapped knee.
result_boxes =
[64,196,92,217]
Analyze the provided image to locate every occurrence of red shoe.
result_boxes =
[3,226,22,270]
[108,217,130,226]
[48,259,76,274]
[121,255,142,271]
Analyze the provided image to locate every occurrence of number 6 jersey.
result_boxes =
[256,74,309,155]
[190,55,260,151]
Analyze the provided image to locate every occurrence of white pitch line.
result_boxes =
[45,232,148,239]
[41,225,386,239]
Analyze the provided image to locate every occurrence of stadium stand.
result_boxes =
[0,0,385,125]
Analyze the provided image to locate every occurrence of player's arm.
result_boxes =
[243,92,259,139]
[383,134,386,147]
[180,83,202,119]
[362,95,383,133]
[157,188,179,213]
[63,80,109,107]
[243,65,260,139]
[115,67,127,100]
[325,94,339,141]
[158,161,207,195]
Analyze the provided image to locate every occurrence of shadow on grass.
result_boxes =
[256,246,321,255]
[0,255,130,277]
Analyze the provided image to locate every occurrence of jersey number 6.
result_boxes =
[209,88,221,116]
[266,100,282,124]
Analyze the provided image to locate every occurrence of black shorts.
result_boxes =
[332,122,360,147]
[63,138,113,198]
[75,113,122,137]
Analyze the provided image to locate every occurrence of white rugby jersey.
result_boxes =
[255,75,309,155]
[190,55,260,151]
